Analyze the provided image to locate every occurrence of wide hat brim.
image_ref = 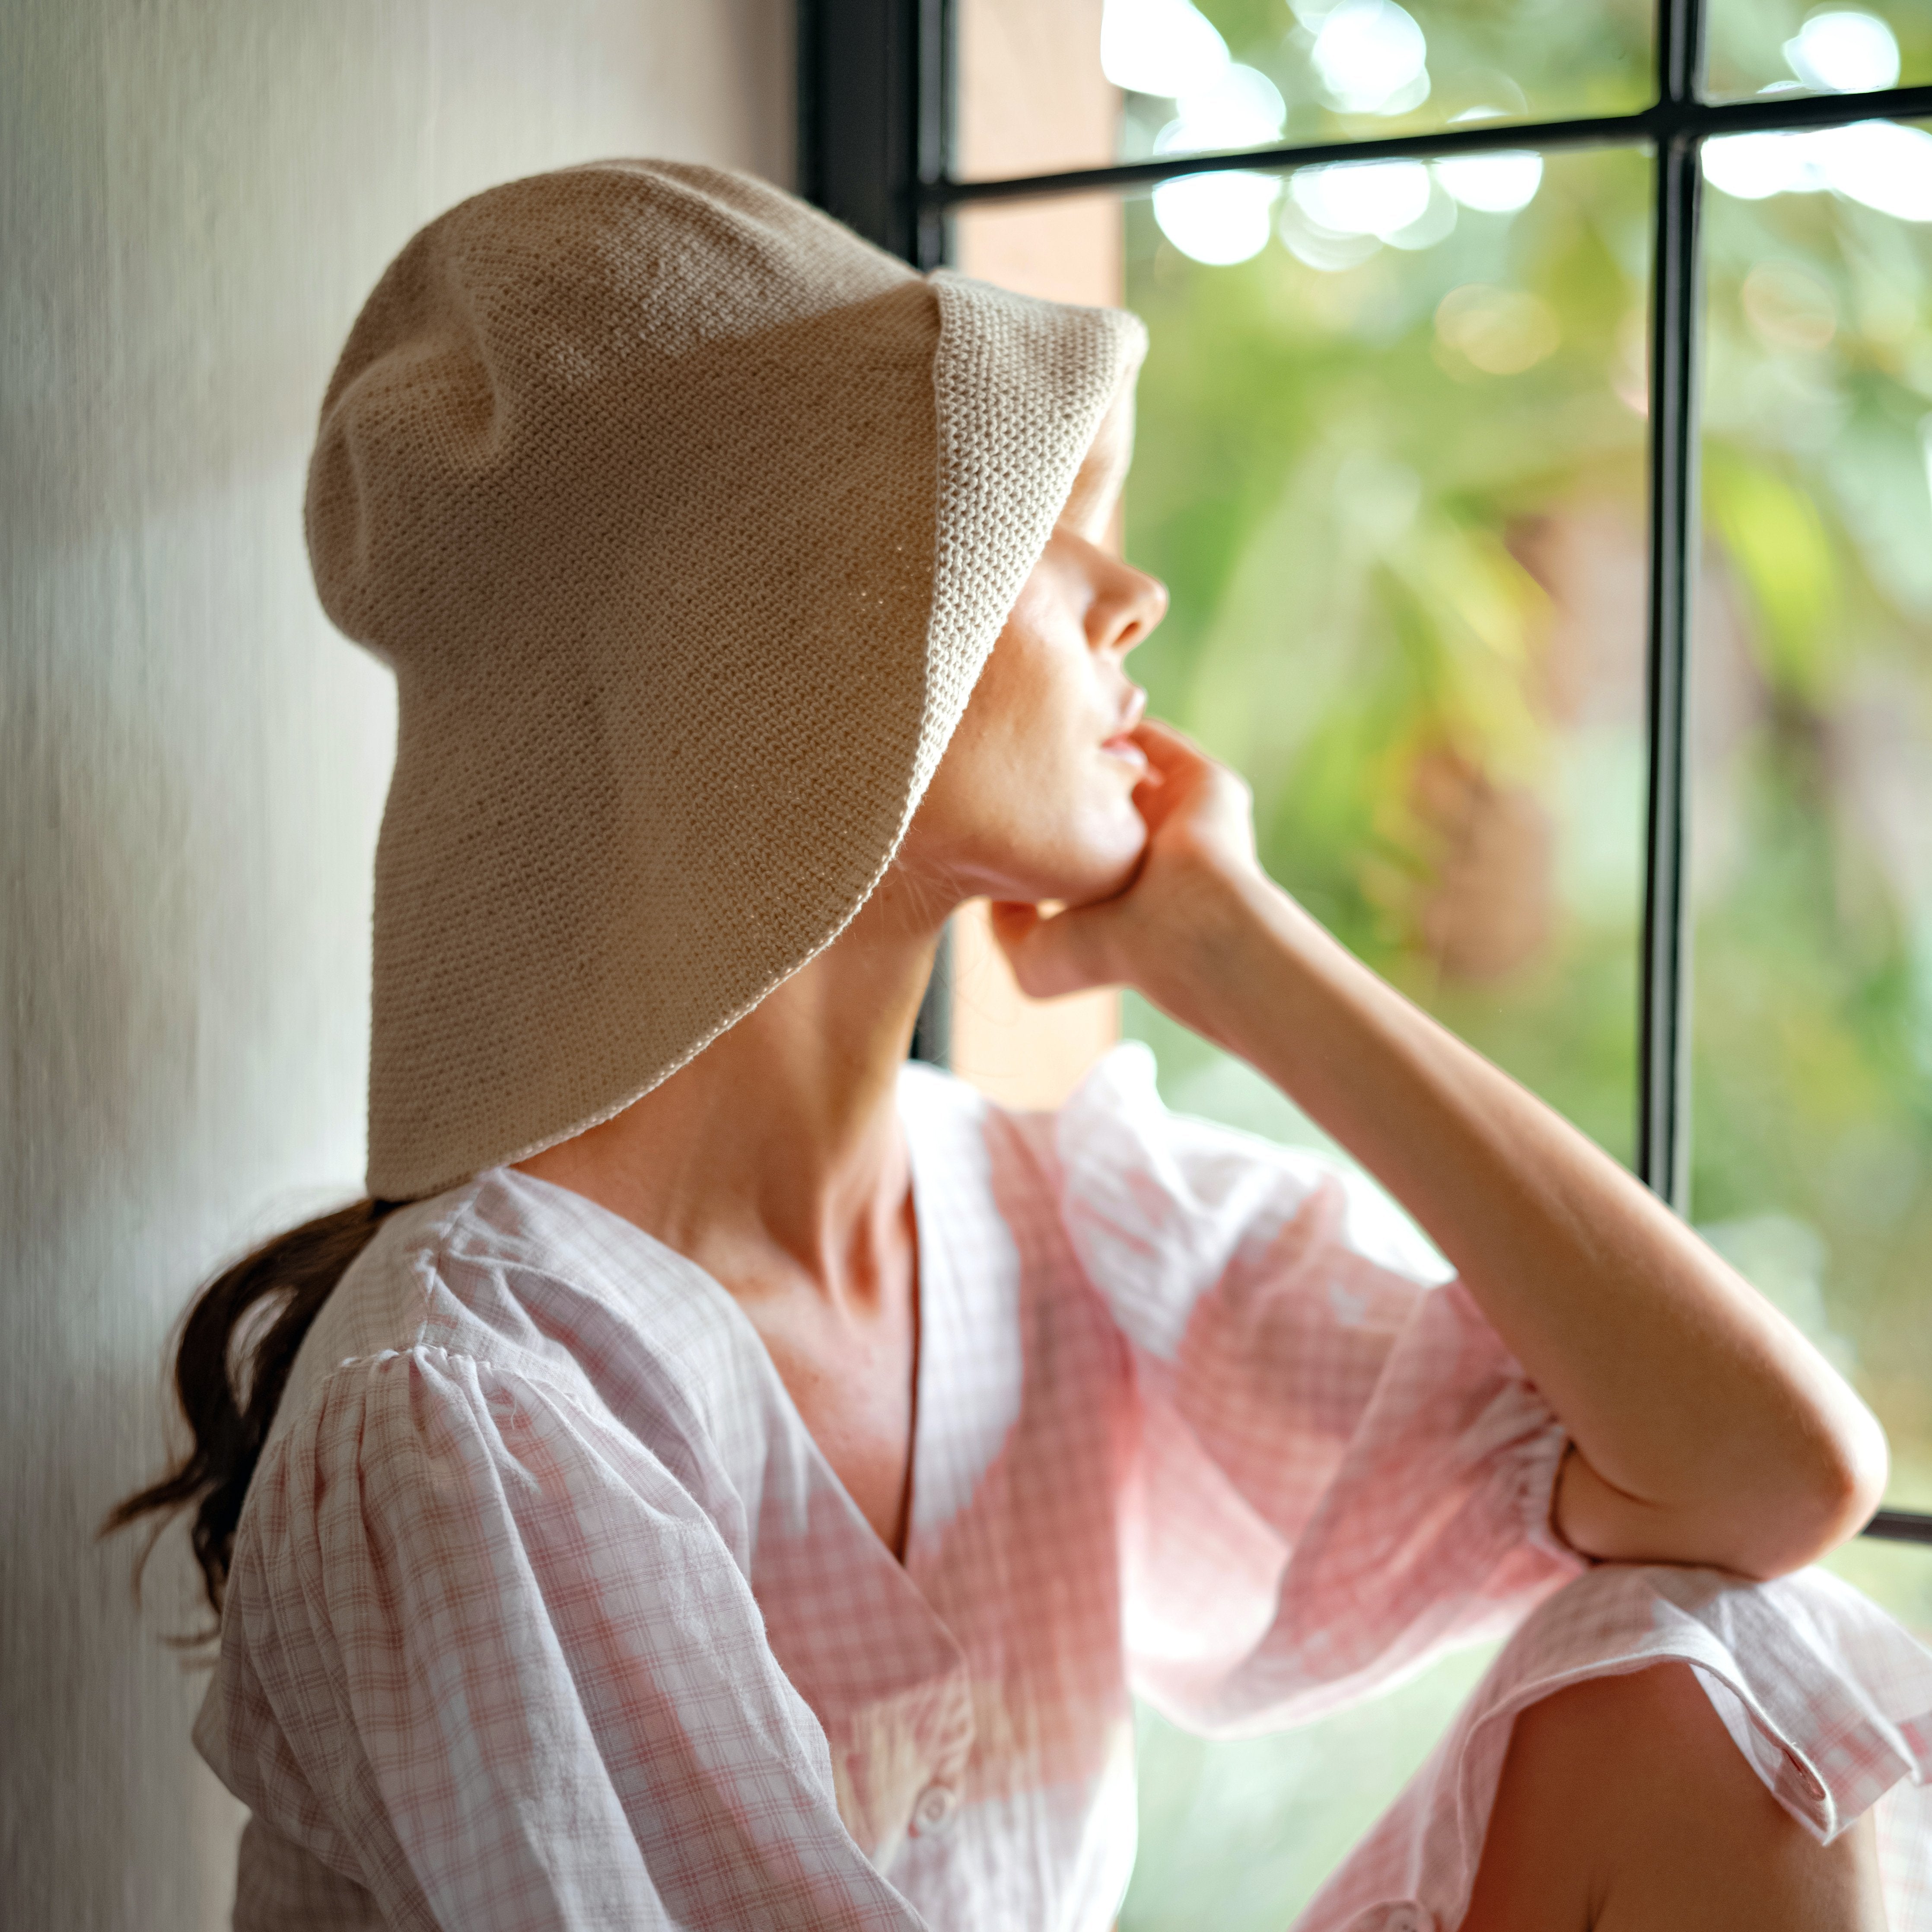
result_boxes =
[305,162,1145,1200]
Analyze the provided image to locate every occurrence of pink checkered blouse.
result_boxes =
[195,1046,1932,1929]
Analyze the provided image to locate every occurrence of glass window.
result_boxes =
[956,0,1654,182]
[957,0,1120,185]
[1128,140,1652,1918]
[1693,126,1932,1519]
[958,146,1653,1160]
[959,148,1657,1919]
[1708,3,1932,105]
[1120,146,1651,1162]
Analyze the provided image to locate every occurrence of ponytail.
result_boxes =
[104,1197,400,1620]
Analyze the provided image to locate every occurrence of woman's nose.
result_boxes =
[1097,561,1168,659]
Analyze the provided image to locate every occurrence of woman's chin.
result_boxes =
[932,798,1148,912]
[1041,820,1147,910]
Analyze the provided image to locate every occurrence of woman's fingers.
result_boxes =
[985,899,1043,955]
[988,716,1266,1003]
[987,898,1115,1000]
[1130,724,1258,872]
[1127,720,1206,824]
[1131,715,1206,773]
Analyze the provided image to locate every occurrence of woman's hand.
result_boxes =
[992,718,1888,1582]
[987,720,1281,1023]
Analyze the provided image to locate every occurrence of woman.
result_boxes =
[115,161,1932,1930]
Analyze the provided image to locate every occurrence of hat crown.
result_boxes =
[307,162,1144,1198]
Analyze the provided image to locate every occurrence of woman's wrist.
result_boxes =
[1128,863,1358,1058]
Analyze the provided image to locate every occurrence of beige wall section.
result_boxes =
[0,6,788,1926]
[955,0,1122,312]
[955,0,1115,181]
[952,0,1126,1112]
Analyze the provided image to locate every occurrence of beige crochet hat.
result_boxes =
[307,161,1145,1200]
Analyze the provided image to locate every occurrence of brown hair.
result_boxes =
[104,1197,400,1619]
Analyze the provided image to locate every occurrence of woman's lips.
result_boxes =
[1102,687,1149,757]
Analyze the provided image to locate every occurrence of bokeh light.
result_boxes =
[1433,147,1545,215]
[1290,158,1433,237]
[1784,9,1903,94]
[1100,0,1229,99]
[1154,64,1286,156]
[1705,119,1932,221]
[1305,0,1431,117]
[1152,169,1283,263]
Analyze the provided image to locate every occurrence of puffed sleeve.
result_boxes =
[197,1344,924,1932]
[1054,1044,1583,1736]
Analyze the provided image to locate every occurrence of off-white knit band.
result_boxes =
[306,161,1145,1199]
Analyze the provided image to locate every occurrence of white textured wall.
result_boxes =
[0,5,789,1922]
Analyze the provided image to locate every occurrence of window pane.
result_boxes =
[957,0,1652,184]
[1694,127,1932,1537]
[1708,2,1932,105]
[962,143,1654,1924]
[1121,143,1652,1165]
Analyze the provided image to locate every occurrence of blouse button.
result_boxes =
[911,1780,958,1837]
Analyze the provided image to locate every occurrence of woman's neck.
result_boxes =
[516,871,943,1312]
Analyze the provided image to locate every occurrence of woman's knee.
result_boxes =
[1461,1663,1886,1931]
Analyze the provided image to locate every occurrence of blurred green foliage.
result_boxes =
[1123,136,1653,1161]
[1693,176,1932,1501]
[1707,0,1932,97]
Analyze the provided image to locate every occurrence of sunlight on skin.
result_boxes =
[1461,1664,1885,1931]
[900,387,1163,917]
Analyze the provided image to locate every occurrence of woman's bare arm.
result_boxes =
[996,723,1888,1580]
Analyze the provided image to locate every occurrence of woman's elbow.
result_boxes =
[1743,1398,1890,1580]
[1811,1396,1890,1548]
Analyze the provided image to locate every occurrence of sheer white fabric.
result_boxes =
[194,1045,1932,1929]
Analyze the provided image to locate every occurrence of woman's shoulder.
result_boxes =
[273,1168,764,1464]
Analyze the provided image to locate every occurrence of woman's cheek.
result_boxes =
[1057,767,1148,899]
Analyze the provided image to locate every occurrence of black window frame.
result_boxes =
[800,0,1932,1547]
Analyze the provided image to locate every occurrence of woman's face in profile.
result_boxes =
[904,390,1169,912]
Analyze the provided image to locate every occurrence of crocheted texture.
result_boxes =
[306,162,1145,1197]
